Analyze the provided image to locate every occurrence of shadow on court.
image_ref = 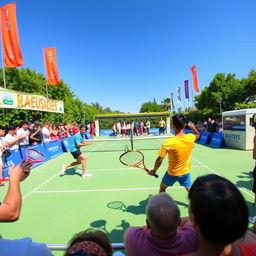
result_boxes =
[236,172,253,191]
[90,219,130,243]
[107,195,152,215]
[175,200,189,208]
[59,167,82,177]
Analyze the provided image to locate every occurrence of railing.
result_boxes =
[47,243,125,251]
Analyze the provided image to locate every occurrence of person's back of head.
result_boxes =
[146,193,180,238]
[188,174,248,246]
[172,114,186,130]
[65,228,112,256]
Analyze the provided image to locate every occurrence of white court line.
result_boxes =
[22,141,106,200]
[33,186,184,194]
[192,156,254,199]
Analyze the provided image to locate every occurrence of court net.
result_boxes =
[83,135,171,152]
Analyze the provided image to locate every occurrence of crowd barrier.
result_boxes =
[184,129,226,148]
[2,134,86,178]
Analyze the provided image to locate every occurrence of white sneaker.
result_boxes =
[82,173,93,178]
[60,165,66,175]
[249,216,256,224]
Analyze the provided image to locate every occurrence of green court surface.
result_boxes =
[0,137,255,255]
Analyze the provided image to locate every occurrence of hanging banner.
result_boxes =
[0,87,64,113]
[176,87,182,105]
[170,93,174,110]
[191,65,200,92]
[0,2,23,67]
[43,47,60,85]
[184,80,189,99]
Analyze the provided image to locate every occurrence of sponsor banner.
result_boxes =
[61,137,72,152]
[2,148,22,177]
[0,2,23,67]
[44,140,63,160]
[43,47,60,85]
[191,65,200,92]
[0,87,64,113]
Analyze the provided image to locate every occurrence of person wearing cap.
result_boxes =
[29,122,43,145]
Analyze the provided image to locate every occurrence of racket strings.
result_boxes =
[27,150,45,161]
[120,151,144,166]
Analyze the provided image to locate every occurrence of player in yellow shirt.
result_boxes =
[148,114,200,192]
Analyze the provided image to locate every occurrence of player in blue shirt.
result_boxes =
[61,125,93,177]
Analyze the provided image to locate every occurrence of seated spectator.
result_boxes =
[29,122,43,145]
[181,174,256,256]
[64,228,112,256]
[0,237,53,256]
[124,193,198,256]
[4,125,20,150]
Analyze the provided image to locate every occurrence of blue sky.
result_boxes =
[1,0,256,113]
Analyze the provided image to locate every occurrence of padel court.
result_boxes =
[0,136,255,255]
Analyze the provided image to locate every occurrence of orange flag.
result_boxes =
[0,2,23,67]
[43,47,60,85]
[191,65,200,92]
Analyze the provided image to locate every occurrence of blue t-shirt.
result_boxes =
[70,132,86,152]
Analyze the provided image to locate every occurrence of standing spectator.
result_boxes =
[116,121,121,137]
[139,121,144,136]
[112,123,117,137]
[124,193,198,256]
[42,122,51,143]
[134,121,139,136]
[145,120,150,135]
[148,114,200,193]
[4,125,20,150]
[29,122,43,145]
[90,122,95,138]
[158,118,166,135]
[72,122,79,135]
[126,122,131,136]
[121,121,126,137]
[17,121,30,148]
[50,124,59,141]
[0,125,7,186]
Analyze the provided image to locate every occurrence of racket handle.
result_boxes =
[153,173,159,178]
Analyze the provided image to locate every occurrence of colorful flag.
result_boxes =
[176,87,182,105]
[191,65,200,92]
[43,47,60,85]
[0,2,23,67]
[170,93,174,110]
[184,80,189,99]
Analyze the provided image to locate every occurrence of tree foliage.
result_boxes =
[0,68,118,126]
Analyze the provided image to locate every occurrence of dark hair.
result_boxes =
[189,174,248,246]
[80,125,85,130]
[65,228,112,256]
[7,125,16,131]
[20,120,29,126]
[172,114,186,130]
[0,125,5,130]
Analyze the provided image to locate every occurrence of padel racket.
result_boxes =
[119,149,159,178]
[26,148,45,164]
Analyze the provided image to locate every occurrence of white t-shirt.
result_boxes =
[42,127,51,143]
[17,128,29,146]
[4,133,19,150]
